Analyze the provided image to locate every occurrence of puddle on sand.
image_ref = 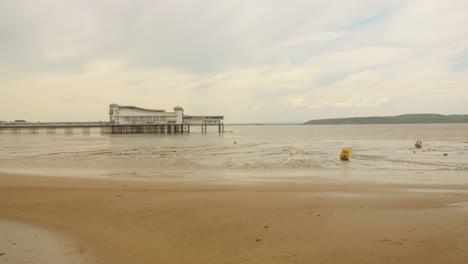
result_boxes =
[404,189,468,194]
[0,219,95,264]
[447,202,468,208]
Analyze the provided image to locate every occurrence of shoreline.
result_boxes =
[1,166,467,186]
[1,172,468,263]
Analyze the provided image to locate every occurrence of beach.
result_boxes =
[3,0,468,262]
[1,124,467,263]
[1,172,468,263]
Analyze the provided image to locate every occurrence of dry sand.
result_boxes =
[1,172,468,264]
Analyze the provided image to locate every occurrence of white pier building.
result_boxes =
[109,104,224,125]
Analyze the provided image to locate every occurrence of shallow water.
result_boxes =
[0,124,467,183]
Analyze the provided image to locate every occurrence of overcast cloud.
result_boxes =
[1,0,467,122]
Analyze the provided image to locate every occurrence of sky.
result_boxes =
[1,0,467,123]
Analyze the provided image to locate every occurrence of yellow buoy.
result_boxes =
[340,149,350,161]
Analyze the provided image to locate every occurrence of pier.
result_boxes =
[0,123,225,134]
[0,104,225,135]
[0,122,224,134]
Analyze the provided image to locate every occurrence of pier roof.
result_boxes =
[111,104,165,113]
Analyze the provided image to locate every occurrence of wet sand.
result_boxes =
[0,219,95,264]
[1,172,468,263]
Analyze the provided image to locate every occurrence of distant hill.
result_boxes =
[304,114,468,125]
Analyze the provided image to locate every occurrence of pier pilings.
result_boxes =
[101,124,193,134]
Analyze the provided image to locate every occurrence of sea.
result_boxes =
[0,124,467,184]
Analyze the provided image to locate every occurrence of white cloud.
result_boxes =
[289,98,306,109]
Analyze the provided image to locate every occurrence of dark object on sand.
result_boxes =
[415,140,422,148]
[443,153,448,156]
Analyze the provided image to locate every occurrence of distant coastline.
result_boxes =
[304,114,468,125]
